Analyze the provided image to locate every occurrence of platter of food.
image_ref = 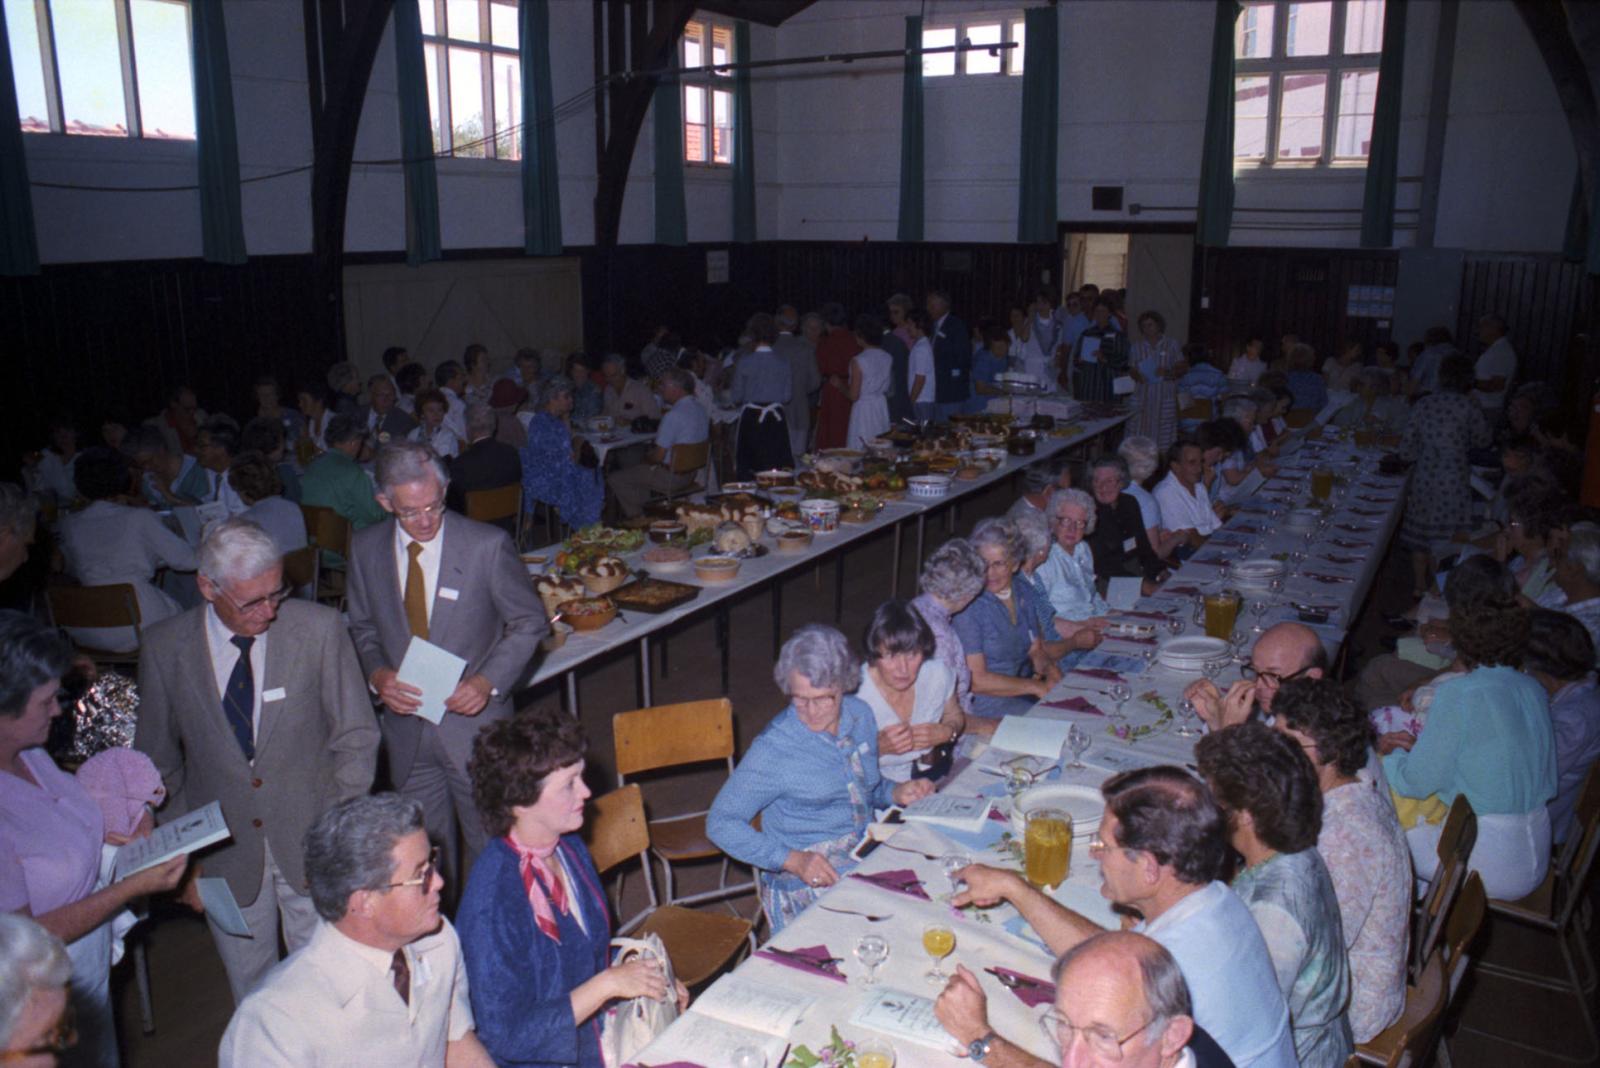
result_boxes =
[556,525,645,572]
[555,596,617,632]
[608,577,701,614]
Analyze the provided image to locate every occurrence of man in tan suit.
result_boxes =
[135,517,380,1002]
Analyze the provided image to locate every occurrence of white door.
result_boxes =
[1125,234,1195,343]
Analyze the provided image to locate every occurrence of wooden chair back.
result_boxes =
[1442,872,1486,997]
[1412,795,1477,980]
[1549,762,1600,924]
[585,785,651,876]
[282,546,319,596]
[613,699,735,781]
[1352,953,1449,1068]
[1177,397,1213,422]
[1436,793,1479,868]
[466,483,521,524]
[669,439,711,477]
[46,583,142,629]
[300,504,352,558]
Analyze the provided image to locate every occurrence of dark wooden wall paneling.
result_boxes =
[1455,253,1596,394]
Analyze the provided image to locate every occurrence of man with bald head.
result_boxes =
[1184,621,1326,731]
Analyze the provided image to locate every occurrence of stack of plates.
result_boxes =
[1009,783,1105,836]
[1156,636,1231,672]
[1232,558,1287,592]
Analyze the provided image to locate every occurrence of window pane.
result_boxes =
[1335,68,1377,157]
[1236,2,1275,59]
[964,22,1002,75]
[683,83,704,124]
[711,89,730,163]
[130,0,194,139]
[1233,74,1269,159]
[6,0,50,131]
[444,0,480,41]
[1277,71,1327,159]
[53,0,129,135]
[1285,2,1331,56]
[492,53,520,159]
[1344,0,1384,53]
[1009,17,1024,75]
[418,0,435,36]
[711,22,731,74]
[922,27,955,77]
[490,1,517,48]
[424,42,443,151]
[682,20,702,67]
[447,45,485,155]
[684,122,705,162]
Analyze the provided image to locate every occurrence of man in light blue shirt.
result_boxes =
[1055,292,1092,354]
[608,369,710,517]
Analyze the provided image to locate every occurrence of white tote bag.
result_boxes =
[599,932,681,1068]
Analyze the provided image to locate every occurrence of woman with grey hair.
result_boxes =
[0,913,71,1060]
[518,374,603,528]
[707,625,934,931]
[0,611,189,1068]
[1118,435,1182,559]
[957,518,1064,719]
[1036,488,1112,641]
[1008,456,1074,519]
[1085,455,1170,590]
[912,539,988,720]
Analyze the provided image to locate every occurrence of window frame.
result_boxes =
[679,14,735,169]
[418,0,521,162]
[11,0,195,140]
[1233,0,1382,169]
[920,13,1026,80]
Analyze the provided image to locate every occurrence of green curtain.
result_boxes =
[0,6,39,275]
[731,21,756,243]
[653,73,687,246]
[1195,0,1239,248]
[519,0,562,254]
[393,2,441,265]
[1563,171,1600,275]
[191,0,247,264]
[897,16,923,242]
[1359,0,1407,248]
[1016,6,1058,243]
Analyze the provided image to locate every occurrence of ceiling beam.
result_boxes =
[1515,1,1599,215]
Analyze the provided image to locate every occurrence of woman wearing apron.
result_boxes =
[729,314,795,479]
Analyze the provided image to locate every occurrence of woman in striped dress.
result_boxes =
[1129,310,1184,450]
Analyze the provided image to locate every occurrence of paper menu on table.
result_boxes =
[1106,576,1142,610]
[113,800,231,879]
[691,975,813,1037]
[197,877,251,937]
[396,636,468,726]
[901,793,995,833]
[990,716,1073,761]
[849,988,961,1054]
[625,1013,788,1068]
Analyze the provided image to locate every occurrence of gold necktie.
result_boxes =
[404,541,429,640]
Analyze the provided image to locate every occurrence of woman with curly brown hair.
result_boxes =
[1381,591,1557,899]
[457,711,682,1068]
[1196,722,1353,1068]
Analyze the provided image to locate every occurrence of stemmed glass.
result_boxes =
[1140,645,1158,671]
[854,933,889,987]
[1064,723,1091,769]
[1231,628,1251,663]
[730,1047,767,1068]
[1166,613,1186,637]
[1201,657,1224,684]
[1175,697,1202,737]
[1268,575,1285,598]
[1108,683,1133,719]
[1250,598,1270,633]
[922,923,956,984]
[941,852,974,897]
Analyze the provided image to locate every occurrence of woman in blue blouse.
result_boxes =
[957,518,1064,720]
[1035,488,1112,642]
[459,712,682,1068]
[706,625,934,932]
[519,375,604,529]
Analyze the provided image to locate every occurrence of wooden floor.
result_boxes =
[113,478,1599,1066]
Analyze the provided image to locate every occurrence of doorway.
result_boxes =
[1062,229,1195,343]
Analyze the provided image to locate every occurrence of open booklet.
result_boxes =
[627,975,810,1067]
[849,987,962,1055]
[112,800,232,880]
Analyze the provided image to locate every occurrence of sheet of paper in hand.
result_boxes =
[114,800,231,879]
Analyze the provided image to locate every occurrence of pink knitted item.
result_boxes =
[75,749,165,837]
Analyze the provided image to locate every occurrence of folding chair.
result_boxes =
[282,545,320,600]
[1411,794,1477,981]
[646,439,710,506]
[613,699,755,909]
[299,504,351,607]
[44,584,143,671]
[585,785,751,986]
[465,483,522,544]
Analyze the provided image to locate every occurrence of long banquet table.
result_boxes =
[627,429,1409,1067]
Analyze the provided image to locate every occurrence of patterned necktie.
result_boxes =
[404,540,429,640]
[221,635,255,761]
[390,948,410,1006]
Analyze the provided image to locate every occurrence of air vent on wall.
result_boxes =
[1091,186,1124,212]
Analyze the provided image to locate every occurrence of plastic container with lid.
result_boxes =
[799,498,841,533]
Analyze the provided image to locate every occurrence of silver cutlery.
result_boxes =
[819,905,891,923]
[876,841,942,861]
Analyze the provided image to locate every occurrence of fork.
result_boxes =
[877,841,942,861]
[819,905,890,923]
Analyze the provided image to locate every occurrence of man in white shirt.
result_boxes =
[608,369,710,517]
[1152,441,1221,545]
[434,361,470,442]
[218,793,493,1067]
[1472,314,1516,416]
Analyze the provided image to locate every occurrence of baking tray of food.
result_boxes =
[606,576,702,614]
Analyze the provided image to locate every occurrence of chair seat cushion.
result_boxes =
[639,906,751,987]
[649,814,721,861]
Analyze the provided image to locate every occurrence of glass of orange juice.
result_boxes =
[857,1039,896,1068]
[1025,807,1072,889]
[1311,466,1334,500]
[1202,591,1241,641]
[922,923,956,984]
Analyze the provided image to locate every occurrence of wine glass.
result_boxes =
[1109,683,1132,719]
[922,923,956,984]
[1165,613,1186,637]
[731,1047,767,1068]
[1250,598,1270,633]
[1268,575,1285,597]
[1201,657,1223,683]
[1216,559,1232,583]
[1064,723,1090,769]
[1231,628,1251,662]
[941,852,974,896]
[854,933,889,987]
[1176,697,1202,737]
[1140,645,1158,671]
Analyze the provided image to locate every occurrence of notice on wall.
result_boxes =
[707,249,730,284]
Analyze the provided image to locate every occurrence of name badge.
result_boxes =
[439,587,460,601]
[262,687,287,702]
[1122,538,1137,553]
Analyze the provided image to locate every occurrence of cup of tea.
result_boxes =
[1024,807,1072,890]
[1203,591,1241,641]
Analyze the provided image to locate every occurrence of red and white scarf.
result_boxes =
[507,835,571,943]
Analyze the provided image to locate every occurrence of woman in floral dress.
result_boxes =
[519,375,603,529]
[1398,355,1491,598]
[1129,310,1185,450]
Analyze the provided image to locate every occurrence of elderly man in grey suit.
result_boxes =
[135,517,380,1003]
[346,441,546,884]
[774,305,821,457]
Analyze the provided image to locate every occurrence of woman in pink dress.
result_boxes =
[813,304,860,451]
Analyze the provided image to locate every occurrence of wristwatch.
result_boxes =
[968,1031,997,1062]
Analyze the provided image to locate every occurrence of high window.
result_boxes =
[6,0,196,139]
[921,15,1025,78]
[418,0,521,160]
[1233,0,1384,165]
[680,16,732,166]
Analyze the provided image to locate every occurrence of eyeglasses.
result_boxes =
[791,691,842,712]
[1240,663,1314,687]
[1039,1007,1157,1062]
[217,581,292,614]
[393,497,448,523]
[0,1004,77,1061]
[381,846,441,892]
[1052,515,1088,530]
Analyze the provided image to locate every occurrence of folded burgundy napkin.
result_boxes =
[1357,495,1396,504]
[1070,667,1125,682]
[986,967,1058,1008]
[1039,695,1103,715]
[1320,553,1362,565]
[755,943,847,982]
[1117,610,1169,621]
[1164,585,1202,596]
[1302,572,1353,584]
[849,868,930,900]
[1330,539,1371,549]
[1350,508,1384,517]
[1231,524,1262,534]
[1336,523,1376,534]
[628,1061,705,1068]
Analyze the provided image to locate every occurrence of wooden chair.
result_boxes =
[646,439,710,505]
[585,785,752,987]
[1471,764,1600,1062]
[1411,794,1477,981]
[613,699,755,909]
[465,483,522,544]
[282,546,320,599]
[299,504,351,606]
[44,584,143,669]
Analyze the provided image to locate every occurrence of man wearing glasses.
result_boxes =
[1182,622,1328,732]
[219,794,493,1067]
[136,518,380,1003]
[346,442,545,889]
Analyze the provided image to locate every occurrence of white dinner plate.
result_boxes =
[1010,783,1105,837]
